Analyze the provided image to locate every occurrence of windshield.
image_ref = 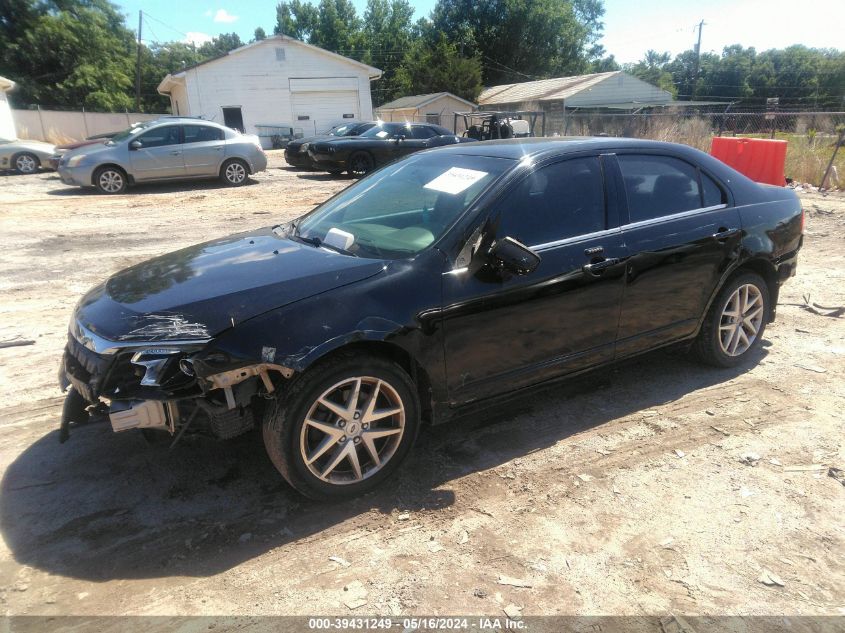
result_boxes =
[295,153,512,259]
[359,123,407,139]
[108,123,149,144]
[327,124,358,137]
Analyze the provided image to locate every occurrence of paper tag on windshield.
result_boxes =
[424,167,488,195]
[376,130,389,138]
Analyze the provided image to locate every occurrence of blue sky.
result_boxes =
[118,0,843,65]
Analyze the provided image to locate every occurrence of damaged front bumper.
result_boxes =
[58,319,293,443]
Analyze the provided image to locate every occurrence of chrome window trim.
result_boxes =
[622,203,728,231]
[530,227,622,252]
[72,319,210,355]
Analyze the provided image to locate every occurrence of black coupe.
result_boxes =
[283,121,376,169]
[60,138,803,499]
[307,121,470,176]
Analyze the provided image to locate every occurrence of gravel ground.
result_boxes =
[0,152,843,623]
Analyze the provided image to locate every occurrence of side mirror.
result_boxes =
[395,134,406,142]
[489,237,541,275]
[130,140,142,150]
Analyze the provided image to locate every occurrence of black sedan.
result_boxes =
[308,121,470,176]
[59,138,803,500]
[283,121,376,169]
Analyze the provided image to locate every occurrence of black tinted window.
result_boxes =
[497,157,606,246]
[136,125,181,148]
[183,125,224,143]
[618,155,702,222]
[702,171,727,206]
[410,126,436,139]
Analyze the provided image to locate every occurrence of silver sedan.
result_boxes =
[0,137,56,174]
[57,117,267,194]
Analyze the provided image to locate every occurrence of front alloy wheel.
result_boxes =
[348,152,374,177]
[263,354,420,499]
[301,377,405,484]
[94,167,126,194]
[14,153,39,174]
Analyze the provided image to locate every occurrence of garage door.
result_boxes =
[291,91,360,135]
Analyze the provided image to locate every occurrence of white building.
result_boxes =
[376,92,477,132]
[0,76,16,140]
[158,36,382,143]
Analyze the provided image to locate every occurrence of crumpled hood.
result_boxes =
[75,227,386,342]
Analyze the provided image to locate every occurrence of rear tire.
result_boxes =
[692,272,770,367]
[347,151,374,178]
[221,159,249,186]
[262,352,420,500]
[93,166,127,194]
[13,152,39,174]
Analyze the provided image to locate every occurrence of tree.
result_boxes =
[429,0,605,85]
[394,32,482,102]
[253,27,267,42]
[274,0,319,40]
[309,0,362,55]
[626,50,676,96]
[197,32,244,59]
[361,0,415,105]
[0,0,136,110]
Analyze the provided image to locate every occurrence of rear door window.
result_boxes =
[701,171,727,207]
[496,157,606,246]
[617,155,702,223]
[410,126,436,139]
[183,125,224,143]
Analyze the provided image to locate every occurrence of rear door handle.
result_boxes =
[583,258,620,276]
[169,151,181,156]
[712,228,740,241]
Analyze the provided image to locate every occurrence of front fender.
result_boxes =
[192,249,449,400]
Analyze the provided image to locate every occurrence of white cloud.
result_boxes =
[184,31,213,45]
[204,9,212,17]
[213,9,239,23]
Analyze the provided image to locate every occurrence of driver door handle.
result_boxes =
[583,257,620,276]
[712,228,740,242]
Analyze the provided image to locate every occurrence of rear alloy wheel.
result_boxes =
[262,354,419,499]
[94,166,127,194]
[221,159,248,186]
[14,152,39,174]
[693,272,769,367]
[348,151,374,177]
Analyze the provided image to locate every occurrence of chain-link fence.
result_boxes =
[556,111,845,185]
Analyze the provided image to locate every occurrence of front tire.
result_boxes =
[262,353,420,500]
[221,159,249,186]
[693,272,770,367]
[93,166,127,194]
[347,151,374,177]
[14,152,39,174]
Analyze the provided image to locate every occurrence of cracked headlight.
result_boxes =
[300,143,309,153]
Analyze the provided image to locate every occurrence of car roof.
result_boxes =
[431,136,710,160]
[147,117,225,127]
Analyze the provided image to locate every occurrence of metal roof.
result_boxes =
[378,92,476,111]
[478,72,620,105]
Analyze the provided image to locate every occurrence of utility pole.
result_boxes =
[135,10,142,112]
[690,19,705,101]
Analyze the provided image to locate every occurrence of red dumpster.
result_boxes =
[710,137,787,186]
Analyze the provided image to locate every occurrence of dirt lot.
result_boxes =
[0,152,843,624]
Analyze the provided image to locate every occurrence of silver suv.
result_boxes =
[57,117,268,194]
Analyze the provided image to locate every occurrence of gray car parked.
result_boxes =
[57,117,267,194]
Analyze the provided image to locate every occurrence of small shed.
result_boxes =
[479,71,673,133]
[158,35,382,144]
[0,76,16,140]
[376,92,477,131]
